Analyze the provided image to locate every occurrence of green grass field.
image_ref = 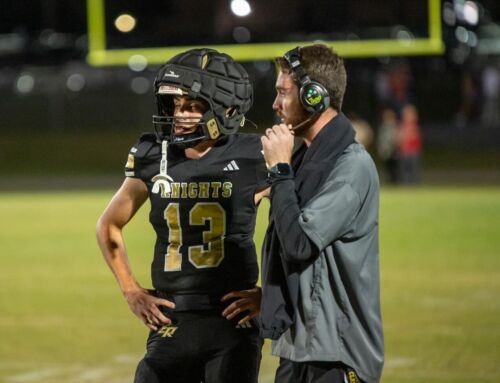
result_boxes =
[1,187,499,383]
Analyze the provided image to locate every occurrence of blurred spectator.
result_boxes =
[399,104,422,184]
[350,113,374,149]
[455,72,479,129]
[388,62,413,113]
[374,70,391,105]
[377,108,400,184]
[480,64,500,129]
[376,61,416,118]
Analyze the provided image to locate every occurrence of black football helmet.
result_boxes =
[152,48,253,147]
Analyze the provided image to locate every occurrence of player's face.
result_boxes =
[273,71,309,128]
[173,96,207,135]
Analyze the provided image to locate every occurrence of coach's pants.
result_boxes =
[275,358,363,383]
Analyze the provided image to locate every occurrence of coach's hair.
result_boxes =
[276,44,347,112]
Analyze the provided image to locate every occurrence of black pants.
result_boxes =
[134,309,262,383]
[275,358,363,383]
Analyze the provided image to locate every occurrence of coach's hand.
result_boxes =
[261,123,294,169]
[124,288,175,331]
[221,287,262,325]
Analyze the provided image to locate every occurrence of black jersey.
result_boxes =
[125,133,268,296]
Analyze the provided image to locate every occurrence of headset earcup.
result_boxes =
[300,82,330,113]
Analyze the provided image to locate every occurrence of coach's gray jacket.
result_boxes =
[260,113,384,383]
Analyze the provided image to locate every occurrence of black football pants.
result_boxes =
[134,309,262,383]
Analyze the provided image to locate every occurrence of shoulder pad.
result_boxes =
[131,133,159,159]
[139,133,157,143]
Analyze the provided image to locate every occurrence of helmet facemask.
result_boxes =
[153,89,216,149]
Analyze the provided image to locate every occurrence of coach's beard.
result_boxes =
[290,110,321,136]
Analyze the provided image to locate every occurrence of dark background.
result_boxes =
[1,0,499,185]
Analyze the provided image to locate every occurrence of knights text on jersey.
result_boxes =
[124,133,268,295]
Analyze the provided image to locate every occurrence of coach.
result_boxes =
[260,44,384,383]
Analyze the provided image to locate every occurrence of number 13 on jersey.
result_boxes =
[164,202,226,271]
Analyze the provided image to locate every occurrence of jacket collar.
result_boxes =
[293,112,356,173]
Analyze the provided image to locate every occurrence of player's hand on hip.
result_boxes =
[221,286,262,325]
[261,124,294,169]
[124,288,175,331]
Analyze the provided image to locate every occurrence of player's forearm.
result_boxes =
[96,219,142,294]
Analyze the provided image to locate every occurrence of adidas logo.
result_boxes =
[223,160,240,172]
[236,322,253,329]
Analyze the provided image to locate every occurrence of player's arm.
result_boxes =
[254,187,270,204]
[96,177,175,330]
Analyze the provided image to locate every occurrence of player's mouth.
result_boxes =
[174,126,197,134]
[174,116,200,134]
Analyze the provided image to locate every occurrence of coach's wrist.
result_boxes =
[267,163,293,180]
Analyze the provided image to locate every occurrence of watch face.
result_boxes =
[276,163,291,175]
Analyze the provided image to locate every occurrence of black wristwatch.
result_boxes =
[268,163,293,179]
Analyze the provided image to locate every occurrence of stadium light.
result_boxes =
[463,1,479,26]
[128,54,148,72]
[467,31,477,47]
[233,26,251,43]
[443,2,456,26]
[66,73,85,92]
[230,0,252,17]
[130,77,150,94]
[114,13,136,33]
[16,74,35,94]
[455,26,469,43]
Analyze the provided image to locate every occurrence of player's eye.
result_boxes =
[190,103,203,112]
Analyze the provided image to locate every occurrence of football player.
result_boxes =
[96,48,268,383]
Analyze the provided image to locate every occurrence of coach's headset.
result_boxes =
[283,47,330,114]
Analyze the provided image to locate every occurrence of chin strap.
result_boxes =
[152,140,174,195]
[160,140,168,175]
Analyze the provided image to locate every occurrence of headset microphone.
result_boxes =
[290,110,321,132]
